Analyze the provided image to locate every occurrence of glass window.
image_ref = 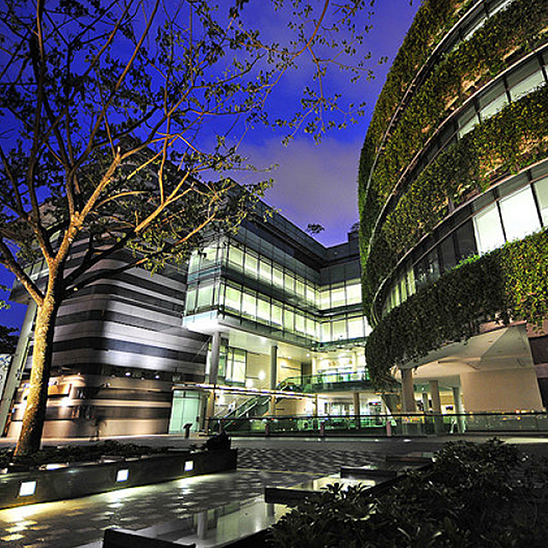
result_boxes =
[347,316,364,339]
[244,254,258,277]
[201,245,218,268]
[197,284,213,309]
[332,319,346,341]
[320,289,330,310]
[227,349,246,383]
[458,105,479,138]
[473,203,505,254]
[305,317,316,339]
[507,59,545,101]
[439,236,457,272]
[406,267,416,296]
[306,284,316,305]
[224,285,241,312]
[321,322,331,342]
[295,313,305,334]
[228,246,244,270]
[331,286,345,308]
[425,249,440,284]
[273,267,284,289]
[257,298,271,322]
[271,303,283,326]
[185,288,196,313]
[455,221,477,261]
[284,272,295,294]
[346,282,361,305]
[295,279,305,298]
[478,81,508,121]
[242,292,256,318]
[283,308,295,332]
[259,260,272,284]
[399,275,408,302]
[188,252,200,274]
[534,176,548,226]
[499,185,541,241]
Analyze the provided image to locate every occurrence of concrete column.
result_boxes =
[0,300,37,435]
[270,345,278,390]
[401,368,416,413]
[314,394,318,417]
[429,380,442,413]
[429,379,443,434]
[209,331,222,385]
[421,392,430,413]
[205,331,222,432]
[452,386,465,433]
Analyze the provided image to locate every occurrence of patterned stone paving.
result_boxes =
[0,445,378,548]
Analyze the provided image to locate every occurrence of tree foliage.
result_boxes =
[0,0,374,455]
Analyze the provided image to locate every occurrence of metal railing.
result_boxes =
[208,411,548,437]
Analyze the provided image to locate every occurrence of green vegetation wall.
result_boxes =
[359,0,548,317]
[365,230,548,386]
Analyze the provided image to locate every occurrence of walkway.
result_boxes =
[0,434,547,547]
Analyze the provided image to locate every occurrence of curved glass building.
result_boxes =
[359,0,548,414]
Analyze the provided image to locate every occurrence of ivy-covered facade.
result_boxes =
[359,0,548,413]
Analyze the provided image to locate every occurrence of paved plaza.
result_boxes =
[0,434,547,547]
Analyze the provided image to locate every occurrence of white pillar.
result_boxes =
[452,386,465,433]
[429,379,443,433]
[206,331,221,430]
[0,300,37,435]
[209,331,221,385]
[421,392,430,413]
[401,368,416,412]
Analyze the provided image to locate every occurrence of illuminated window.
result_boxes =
[272,268,284,289]
[295,313,305,334]
[271,304,283,326]
[320,289,330,310]
[534,176,548,226]
[331,286,345,308]
[332,319,346,340]
[321,322,331,342]
[185,288,196,313]
[283,308,295,332]
[478,82,508,121]
[224,285,241,312]
[284,273,295,294]
[499,186,540,242]
[244,254,258,278]
[228,246,244,270]
[508,59,545,101]
[473,203,505,254]
[259,260,272,283]
[295,279,305,298]
[346,282,361,305]
[347,317,364,339]
[242,292,256,318]
[257,298,271,322]
[197,284,214,309]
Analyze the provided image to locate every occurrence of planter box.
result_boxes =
[0,448,237,509]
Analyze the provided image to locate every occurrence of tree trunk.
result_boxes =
[14,277,62,457]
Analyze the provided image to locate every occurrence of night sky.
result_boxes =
[0,0,419,331]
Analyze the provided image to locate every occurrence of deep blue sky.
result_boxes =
[0,0,419,332]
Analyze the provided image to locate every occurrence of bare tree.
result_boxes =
[0,0,371,455]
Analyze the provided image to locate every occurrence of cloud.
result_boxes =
[235,135,363,247]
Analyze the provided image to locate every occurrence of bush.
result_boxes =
[268,439,548,548]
